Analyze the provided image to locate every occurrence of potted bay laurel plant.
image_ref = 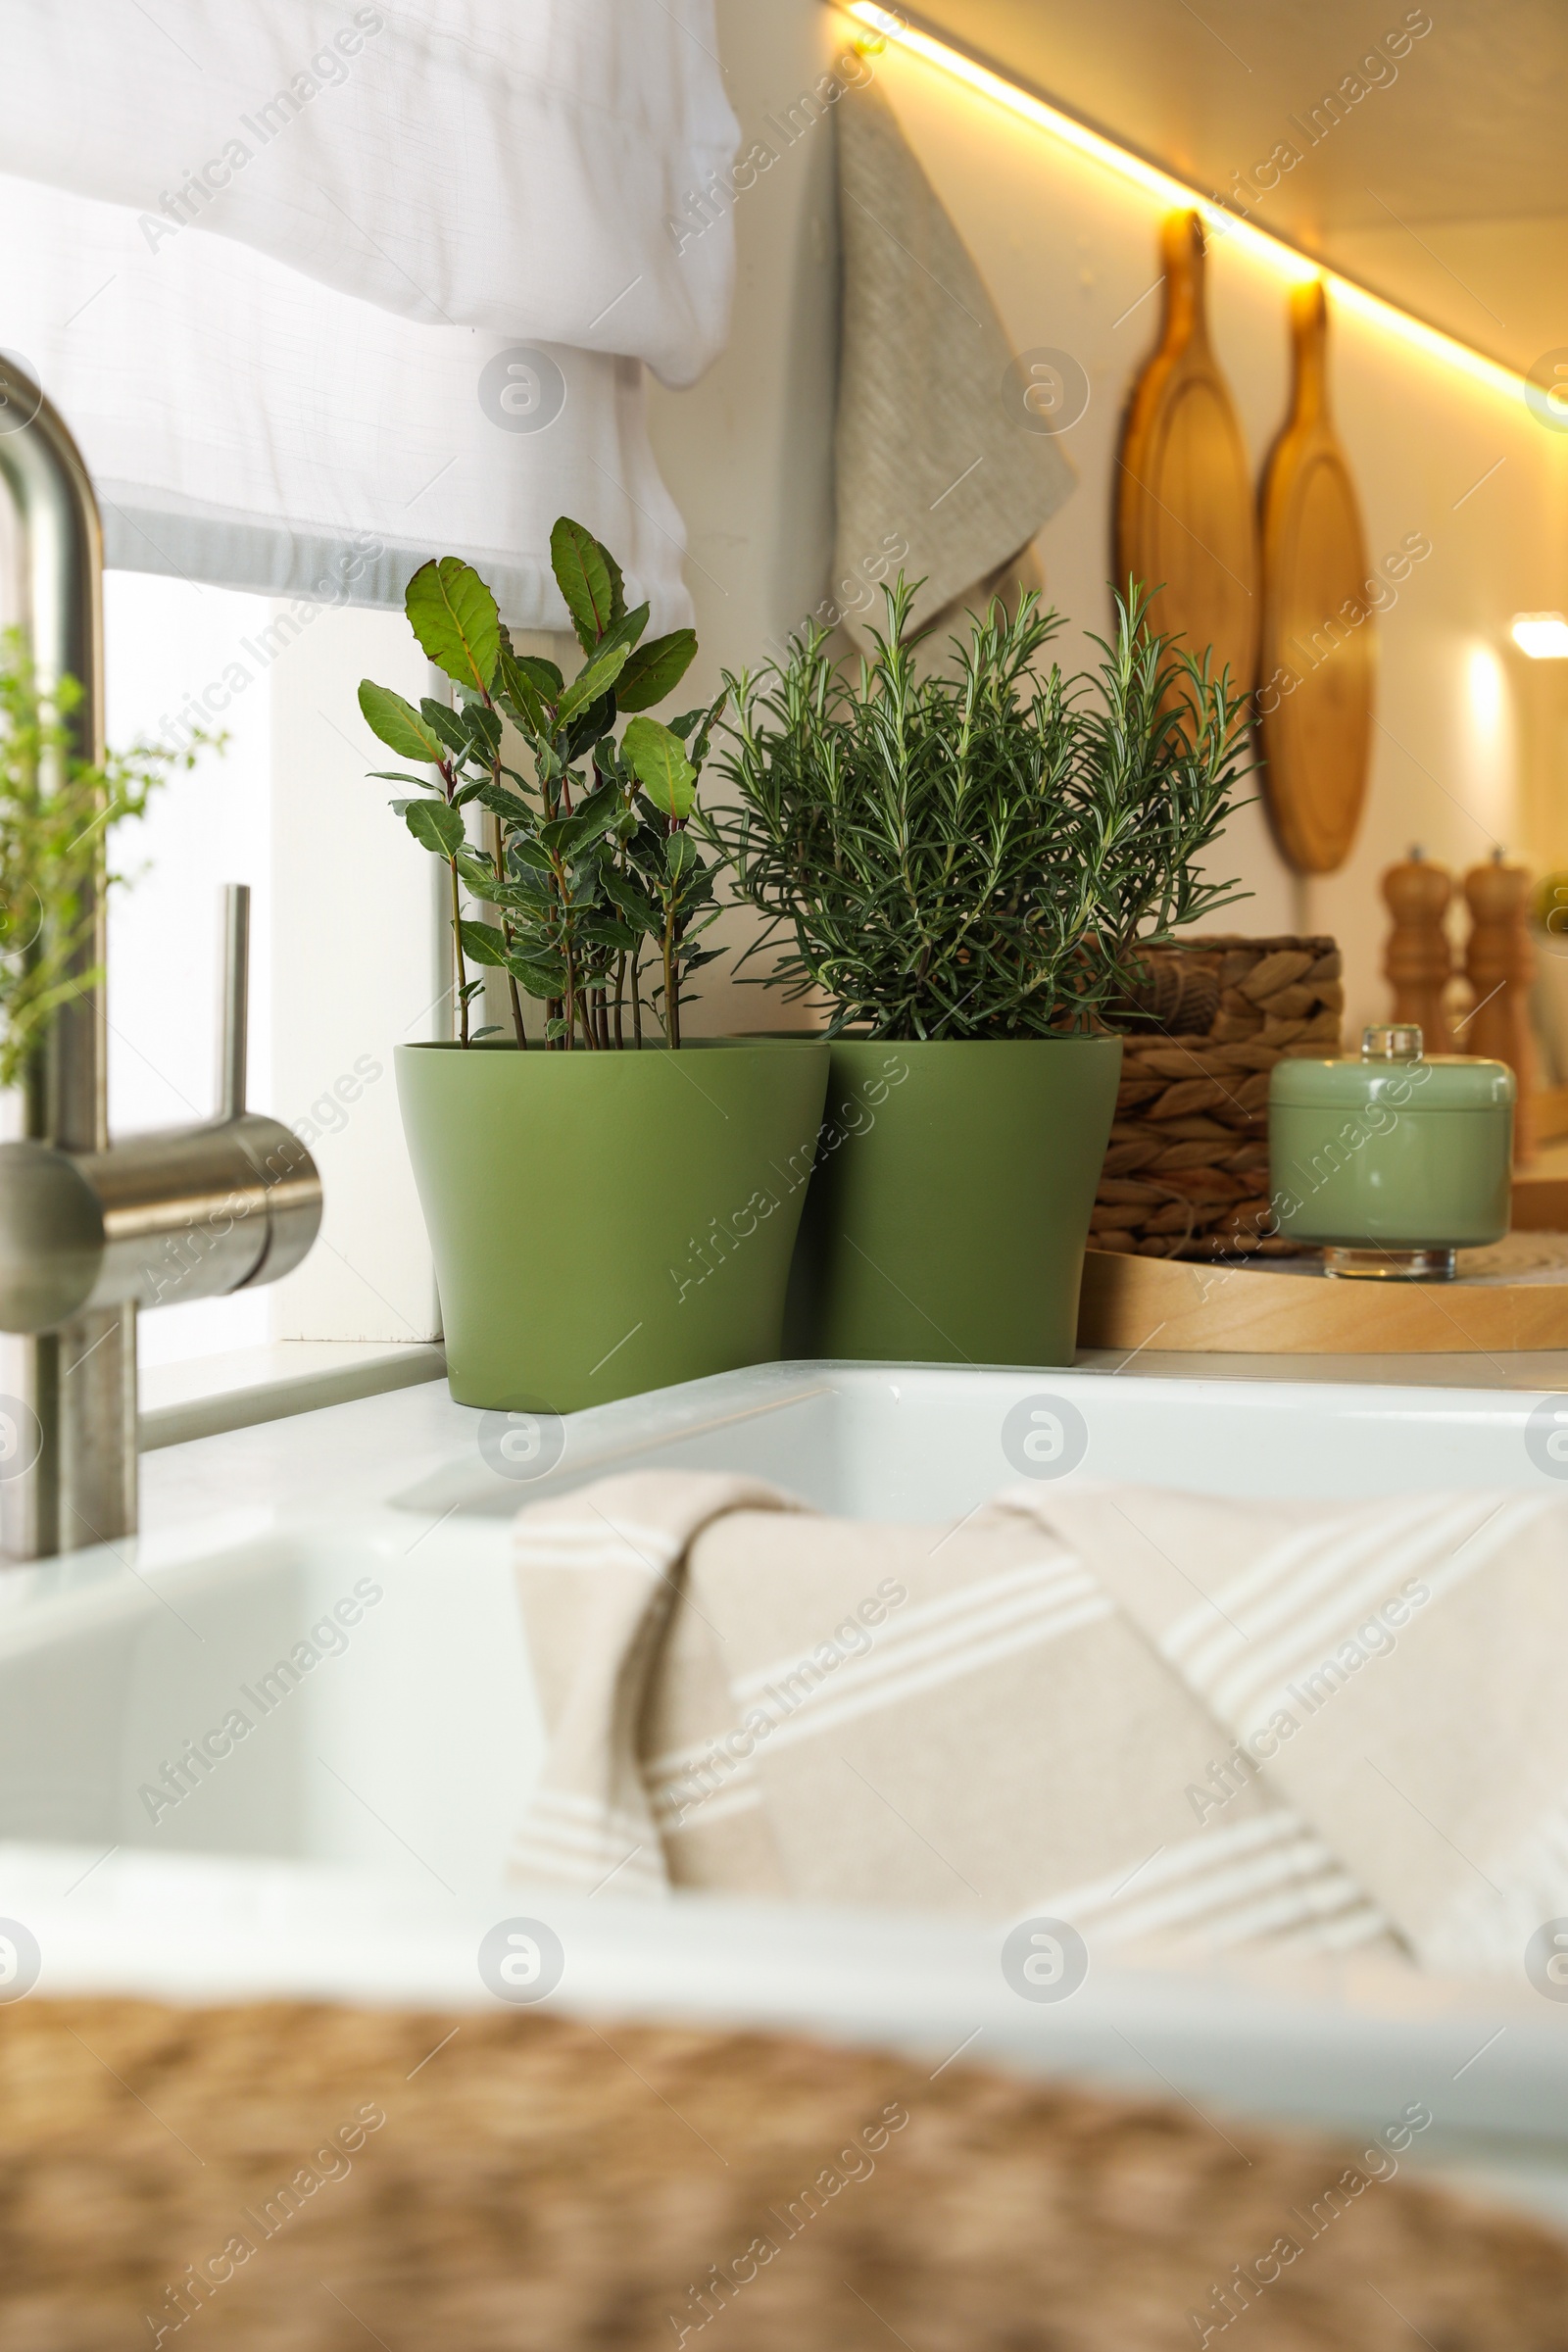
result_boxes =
[359,518,826,1414]
[709,581,1250,1367]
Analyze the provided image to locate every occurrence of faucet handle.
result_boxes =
[218,882,249,1122]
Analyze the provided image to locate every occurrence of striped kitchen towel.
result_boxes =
[511,1470,1568,1973]
[510,1470,1364,1952]
[508,1473,798,1899]
[1002,1482,1568,1973]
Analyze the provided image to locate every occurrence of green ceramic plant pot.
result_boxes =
[787,1036,1122,1367]
[396,1040,829,1412]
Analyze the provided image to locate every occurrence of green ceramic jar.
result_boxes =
[1269,1025,1513,1278]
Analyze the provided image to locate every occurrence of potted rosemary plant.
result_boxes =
[360,518,826,1414]
[710,582,1250,1367]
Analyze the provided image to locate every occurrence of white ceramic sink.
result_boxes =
[4,1361,1568,2228]
[396,1358,1559,1520]
[0,1512,534,1893]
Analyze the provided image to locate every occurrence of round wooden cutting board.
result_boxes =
[1257,282,1375,872]
[1115,211,1258,695]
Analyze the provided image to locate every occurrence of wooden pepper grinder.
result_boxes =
[1382,847,1454,1053]
[1462,849,1536,1163]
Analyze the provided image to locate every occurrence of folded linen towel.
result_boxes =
[511,1471,1568,1974]
[1015,1483,1567,1973]
[509,1473,798,1898]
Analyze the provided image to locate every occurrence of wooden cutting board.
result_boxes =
[1114,211,1258,694]
[1257,282,1375,872]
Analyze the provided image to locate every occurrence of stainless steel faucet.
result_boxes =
[0,356,322,1561]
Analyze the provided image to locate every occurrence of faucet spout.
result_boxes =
[0,364,322,1562]
[0,355,131,1559]
[0,351,106,1154]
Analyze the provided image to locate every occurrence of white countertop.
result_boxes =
[140,1364,481,1533]
[136,1343,1568,1541]
[1081,1347,1568,1389]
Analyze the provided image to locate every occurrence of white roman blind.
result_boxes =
[0,0,738,627]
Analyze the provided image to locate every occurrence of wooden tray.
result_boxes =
[1079,1234,1568,1354]
[1115,211,1258,691]
[1511,1122,1568,1228]
[1256,281,1374,873]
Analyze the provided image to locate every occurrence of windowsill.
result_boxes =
[139,1341,447,1452]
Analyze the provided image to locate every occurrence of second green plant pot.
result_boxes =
[397,1039,828,1413]
[788,1036,1123,1368]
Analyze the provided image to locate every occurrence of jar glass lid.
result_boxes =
[1362,1024,1423,1060]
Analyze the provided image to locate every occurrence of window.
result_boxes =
[106,574,444,1367]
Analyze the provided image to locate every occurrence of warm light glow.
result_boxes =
[1511,612,1568,660]
[1466,644,1505,730]
[845,3,1526,405]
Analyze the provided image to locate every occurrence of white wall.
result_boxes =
[647,6,1568,1044]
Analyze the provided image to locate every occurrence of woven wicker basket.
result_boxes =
[1094,934,1343,1259]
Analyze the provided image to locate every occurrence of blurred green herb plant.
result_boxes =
[0,627,215,1095]
[358,517,724,1050]
[710,579,1252,1040]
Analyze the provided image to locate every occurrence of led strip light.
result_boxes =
[842,1,1529,407]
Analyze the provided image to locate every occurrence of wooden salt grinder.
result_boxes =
[1462,850,1536,1163]
[1381,848,1454,1053]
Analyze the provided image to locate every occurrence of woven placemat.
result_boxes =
[2,1998,1564,2347]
